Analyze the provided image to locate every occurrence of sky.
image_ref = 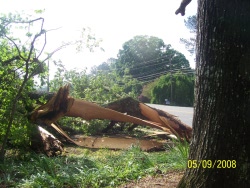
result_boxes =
[0,0,197,75]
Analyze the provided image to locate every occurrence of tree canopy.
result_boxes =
[115,35,191,81]
[150,73,194,107]
[0,12,101,161]
[180,15,197,56]
[0,13,49,161]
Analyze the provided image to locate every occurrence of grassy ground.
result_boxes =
[0,142,188,188]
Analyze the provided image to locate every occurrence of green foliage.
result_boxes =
[115,35,190,81]
[76,27,103,53]
[50,68,142,104]
[180,15,197,56]
[0,144,189,187]
[150,73,194,106]
[0,10,100,159]
[141,79,159,99]
[165,140,190,169]
[0,13,48,154]
[50,68,142,135]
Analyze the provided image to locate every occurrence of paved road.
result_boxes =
[146,104,194,127]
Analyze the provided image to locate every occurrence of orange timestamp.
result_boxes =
[187,160,236,169]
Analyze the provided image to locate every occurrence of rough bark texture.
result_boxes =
[104,97,192,140]
[178,0,250,187]
[29,124,64,156]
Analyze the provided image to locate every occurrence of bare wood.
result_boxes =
[66,99,167,131]
[105,98,192,140]
[73,135,165,151]
[139,103,192,140]
[30,85,192,145]
[38,126,64,156]
[30,85,169,131]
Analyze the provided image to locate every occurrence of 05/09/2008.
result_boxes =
[187,160,236,169]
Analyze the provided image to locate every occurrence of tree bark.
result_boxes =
[104,97,192,140]
[178,0,250,187]
[29,124,64,156]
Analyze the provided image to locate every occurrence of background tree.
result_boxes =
[150,73,194,106]
[50,68,142,104]
[0,12,101,162]
[90,61,112,75]
[180,15,197,56]
[0,14,48,161]
[116,35,191,81]
[178,0,250,187]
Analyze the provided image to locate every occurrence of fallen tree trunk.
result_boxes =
[28,85,192,153]
[104,97,192,140]
[65,99,167,131]
[29,123,64,156]
[29,85,169,132]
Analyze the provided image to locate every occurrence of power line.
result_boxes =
[136,70,195,82]
[94,54,176,72]
[134,67,194,79]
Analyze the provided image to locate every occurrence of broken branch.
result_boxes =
[175,0,192,16]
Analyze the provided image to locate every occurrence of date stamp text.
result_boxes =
[187,160,236,168]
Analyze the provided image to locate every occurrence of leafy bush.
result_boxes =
[151,73,194,106]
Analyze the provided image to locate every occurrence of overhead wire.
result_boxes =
[136,69,195,82]
[124,70,195,86]
[89,52,195,86]
[133,67,194,79]
[94,54,175,72]
[137,72,195,83]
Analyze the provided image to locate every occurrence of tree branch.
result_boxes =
[1,56,21,66]
[0,17,44,25]
[4,35,26,61]
[41,42,72,63]
[175,0,192,16]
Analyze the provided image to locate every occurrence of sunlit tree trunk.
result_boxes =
[178,0,250,187]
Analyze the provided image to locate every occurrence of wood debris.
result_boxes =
[29,85,192,154]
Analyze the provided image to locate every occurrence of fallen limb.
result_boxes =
[29,85,192,153]
[66,99,167,131]
[30,85,169,132]
[105,97,192,141]
[175,0,192,16]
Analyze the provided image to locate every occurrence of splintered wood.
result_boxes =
[30,85,192,152]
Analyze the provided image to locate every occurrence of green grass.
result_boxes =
[0,142,189,188]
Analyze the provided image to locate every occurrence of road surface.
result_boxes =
[146,104,194,127]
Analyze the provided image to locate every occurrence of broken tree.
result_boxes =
[28,85,192,154]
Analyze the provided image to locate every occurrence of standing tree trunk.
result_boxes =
[178,0,250,187]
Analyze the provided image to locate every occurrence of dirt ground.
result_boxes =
[119,170,184,188]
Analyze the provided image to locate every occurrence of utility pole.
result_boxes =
[168,54,176,105]
[47,60,49,92]
[170,57,173,104]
